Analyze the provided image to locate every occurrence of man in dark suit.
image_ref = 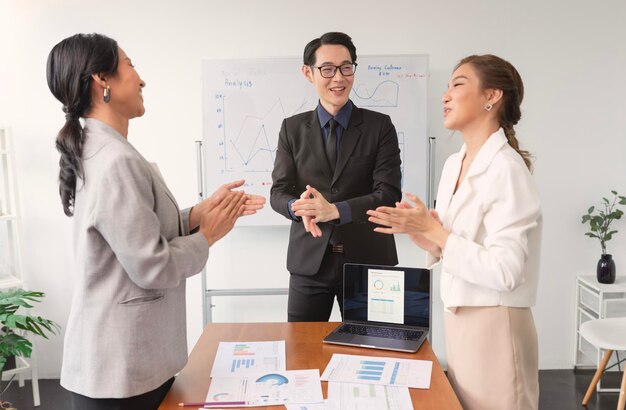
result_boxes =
[270,32,402,322]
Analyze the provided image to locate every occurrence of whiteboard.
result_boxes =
[202,55,428,226]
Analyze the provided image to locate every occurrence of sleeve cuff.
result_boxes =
[287,199,301,222]
[333,201,352,225]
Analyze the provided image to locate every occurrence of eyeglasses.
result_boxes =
[311,63,358,79]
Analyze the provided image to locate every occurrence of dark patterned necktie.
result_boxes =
[326,119,338,173]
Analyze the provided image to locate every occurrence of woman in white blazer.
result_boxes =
[368,55,542,410]
[46,33,264,409]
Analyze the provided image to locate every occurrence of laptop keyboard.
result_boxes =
[338,324,424,341]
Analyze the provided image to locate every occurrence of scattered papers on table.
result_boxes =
[320,354,432,389]
[210,341,286,377]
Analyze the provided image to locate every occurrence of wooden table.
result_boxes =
[159,322,462,409]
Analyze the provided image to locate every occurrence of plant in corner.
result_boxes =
[0,289,59,406]
[582,190,626,284]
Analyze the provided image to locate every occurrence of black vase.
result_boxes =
[597,254,616,284]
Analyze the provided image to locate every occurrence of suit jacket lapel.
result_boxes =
[333,107,363,184]
[443,130,508,229]
[303,110,333,179]
[147,162,183,235]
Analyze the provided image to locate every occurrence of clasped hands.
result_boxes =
[366,192,447,257]
[291,185,339,238]
[190,179,266,245]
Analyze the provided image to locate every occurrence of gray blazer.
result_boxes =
[60,118,210,398]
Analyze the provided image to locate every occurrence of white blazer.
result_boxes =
[427,129,542,309]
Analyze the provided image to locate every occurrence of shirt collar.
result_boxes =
[316,100,353,130]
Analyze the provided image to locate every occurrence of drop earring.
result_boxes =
[484,103,493,112]
[103,85,111,103]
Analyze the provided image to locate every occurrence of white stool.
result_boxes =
[580,317,626,409]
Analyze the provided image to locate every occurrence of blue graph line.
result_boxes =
[351,80,400,107]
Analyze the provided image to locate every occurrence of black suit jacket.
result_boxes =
[270,104,402,275]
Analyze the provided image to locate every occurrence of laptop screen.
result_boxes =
[343,264,430,328]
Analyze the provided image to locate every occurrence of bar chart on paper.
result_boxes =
[358,360,386,381]
[211,341,286,377]
[321,354,433,389]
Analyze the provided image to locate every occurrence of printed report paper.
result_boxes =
[320,354,432,389]
[210,341,286,377]
[206,369,323,407]
[285,383,412,410]
[327,382,412,410]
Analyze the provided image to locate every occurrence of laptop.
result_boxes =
[323,263,431,353]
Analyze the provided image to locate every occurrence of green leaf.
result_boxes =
[0,289,60,350]
[611,190,617,195]
[588,206,595,214]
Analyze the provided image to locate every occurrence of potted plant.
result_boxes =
[0,289,59,406]
[581,190,626,284]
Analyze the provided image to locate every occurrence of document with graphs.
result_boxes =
[210,341,286,377]
[320,354,432,389]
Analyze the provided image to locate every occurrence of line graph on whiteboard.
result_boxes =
[217,95,311,174]
[202,56,428,226]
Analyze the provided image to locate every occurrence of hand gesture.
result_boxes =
[296,187,322,238]
[291,185,339,223]
[396,201,442,255]
[199,191,246,246]
[190,180,266,230]
[210,179,266,216]
[366,192,448,251]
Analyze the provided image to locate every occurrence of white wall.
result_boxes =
[1,0,625,378]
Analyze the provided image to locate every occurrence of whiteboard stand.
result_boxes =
[195,141,209,326]
[428,137,436,208]
[196,141,288,326]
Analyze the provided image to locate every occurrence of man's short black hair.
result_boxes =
[303,32,357,66]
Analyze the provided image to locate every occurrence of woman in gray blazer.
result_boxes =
[46,33,264,410]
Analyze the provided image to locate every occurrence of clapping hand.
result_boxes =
[210,179,266,216]
[199,191,246,246]
[366,192,447,254]
[190,179,266,231]
[293,186,322,238]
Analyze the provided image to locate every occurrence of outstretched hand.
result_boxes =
[199,191,246,246]
[366,192,448,252]
[210,179,266,216]
[190,179,266,230]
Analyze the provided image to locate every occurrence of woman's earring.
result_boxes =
[103,85,111,103]
[484,103,493,112]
